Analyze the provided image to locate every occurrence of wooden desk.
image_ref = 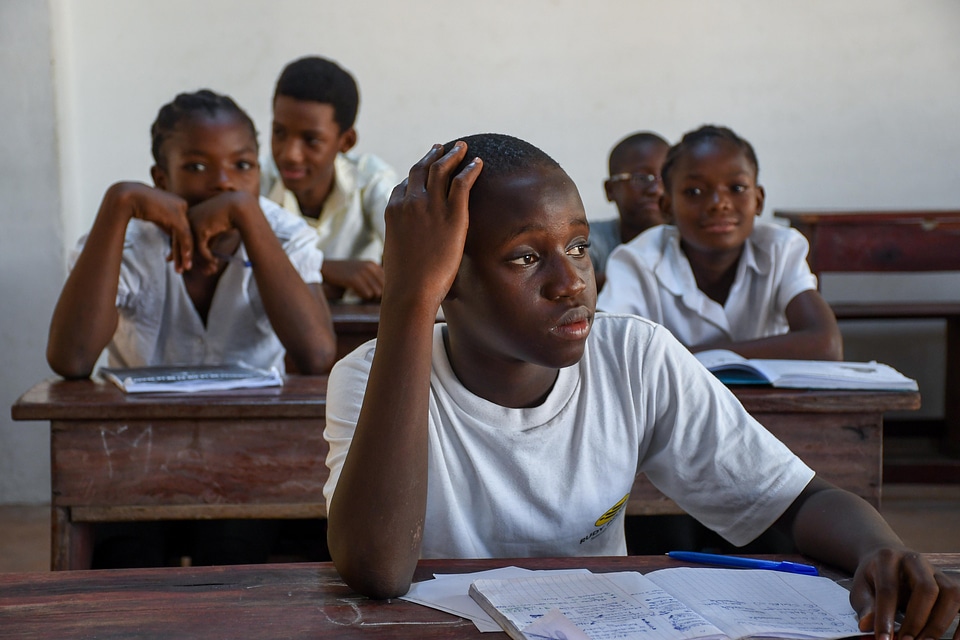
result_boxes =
[11,376,328,570]
[12,378,918,570]
[1,554,957,637]
[775,209,960,457]
[330,302,380,361]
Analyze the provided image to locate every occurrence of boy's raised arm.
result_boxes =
[47,182,192,378]
[774,477,960,640]
[326,143,481,599]
[691,290,843,360]
[190,191,337,375]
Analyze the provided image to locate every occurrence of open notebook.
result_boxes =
[469,567,864,640]
[694,349,917,391]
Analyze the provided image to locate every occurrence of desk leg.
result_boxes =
[946,317,960,457]
[52,506,93,571]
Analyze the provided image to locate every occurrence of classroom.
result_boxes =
[1,0,960,631]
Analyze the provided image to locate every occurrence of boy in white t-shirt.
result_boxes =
[598,125,842,361]
[323,134,958,640]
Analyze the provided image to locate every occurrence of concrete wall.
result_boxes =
[2,0,958,503]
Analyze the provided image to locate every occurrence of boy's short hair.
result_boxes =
[660,125,759,191]
[608,131,669,173]
[150,89,258,168]
[273,56,360,133]
[443,133,563,185]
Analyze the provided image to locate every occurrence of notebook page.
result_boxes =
[646,568,863,639]
[471,572,725,640]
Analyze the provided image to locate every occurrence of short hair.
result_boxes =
[273,56,359,132]
[442,133,564,185]
[150,89,258,168]
[660,125,759,192]
[608,131,669,174]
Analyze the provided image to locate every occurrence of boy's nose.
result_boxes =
[278,140,303,164]
[543,256,588,300]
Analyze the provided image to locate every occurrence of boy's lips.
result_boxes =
[280,167,308,182]
[551,307,593,340]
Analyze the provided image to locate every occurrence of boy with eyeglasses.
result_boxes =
[589,131,669,288]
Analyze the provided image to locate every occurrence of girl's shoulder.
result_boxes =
[750,219,806,246]
[614,224,679,264]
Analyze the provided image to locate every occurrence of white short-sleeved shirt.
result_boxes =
[262,151,398,263]
[324,313,814,559]
[70,197,324,372]
[597,222,818,349]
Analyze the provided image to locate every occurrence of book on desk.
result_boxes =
[99,363,283,393]
[469,566,863,640]
[695,349,918,391]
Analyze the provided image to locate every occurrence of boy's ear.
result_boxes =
[755,184,766,216]
[150,165,167,190]
[659,193,674,223]
[603,179,615,202]
[338,127,358,154]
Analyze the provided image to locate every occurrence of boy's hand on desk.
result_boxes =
[851,548,960,640]
[382,143,482,309]
[122,183,193,272]
[321,259,384,301]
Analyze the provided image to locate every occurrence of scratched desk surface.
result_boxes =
[1,555,958,638]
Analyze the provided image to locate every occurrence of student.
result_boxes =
[597,125,842,360]
[262,56,399,301]
[322,134,959,640]
[47,89,337,380]
[589,131,669,288]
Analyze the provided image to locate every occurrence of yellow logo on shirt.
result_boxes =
[595,493,630,527]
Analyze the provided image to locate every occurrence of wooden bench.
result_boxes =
[775,209,960,458]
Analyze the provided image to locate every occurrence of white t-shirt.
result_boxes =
[324,313,814,559]
[262,151,398,262]
[597,222,818,349]
[70,197,324,372]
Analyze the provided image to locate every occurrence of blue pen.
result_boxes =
[213,251,253,268]
[667,551,819,576]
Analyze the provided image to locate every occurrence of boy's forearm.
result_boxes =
[779,478,905,572]
[47,184,135,377]
[326,296,439,599]
[231,200,336,374]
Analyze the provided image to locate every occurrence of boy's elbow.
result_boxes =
[290,341,337,375]
[820,328,844,361]
[46,348,95,379]
[331,550,415,600]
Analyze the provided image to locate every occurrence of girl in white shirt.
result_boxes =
[598,125,842,360]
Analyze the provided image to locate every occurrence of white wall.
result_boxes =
[2,0,959,503]
[0,0,62,503]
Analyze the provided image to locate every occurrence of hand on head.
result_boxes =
[382,142,482,310]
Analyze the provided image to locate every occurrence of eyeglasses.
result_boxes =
[607,172,661,188]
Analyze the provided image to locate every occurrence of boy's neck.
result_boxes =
[442,327,559,409]
[294,170,336,220]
